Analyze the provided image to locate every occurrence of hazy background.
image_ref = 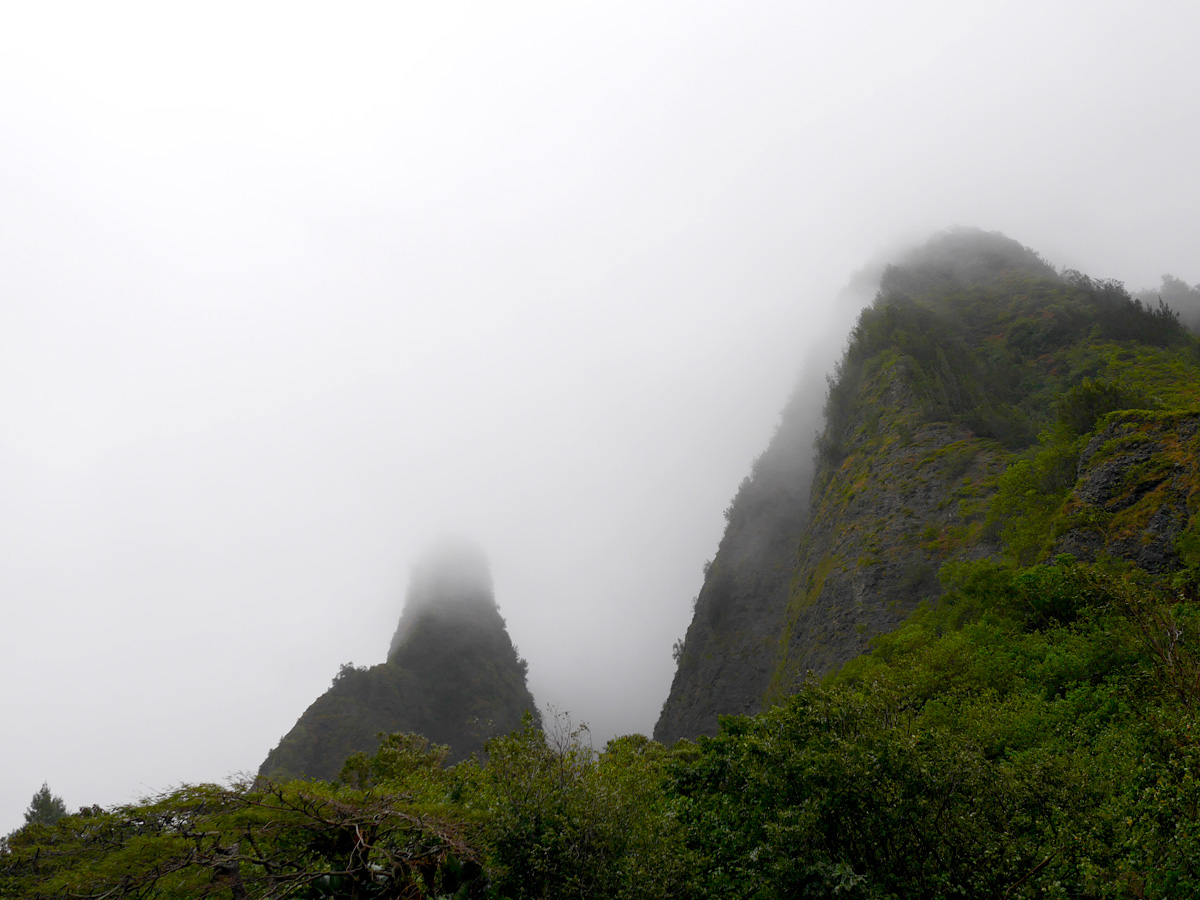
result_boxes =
[2,0,1197,832]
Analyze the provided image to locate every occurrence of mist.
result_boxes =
[387,536,496,661]
[2,1,1198,833]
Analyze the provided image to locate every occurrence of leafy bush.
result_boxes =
[468,713,688,900]
[1056,377,1154,436]
[1,749,483,899]
[669,558,1200,898]
[1066,270,1186,348]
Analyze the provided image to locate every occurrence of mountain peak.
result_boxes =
[261,538,538,780]
[388,535,496,660]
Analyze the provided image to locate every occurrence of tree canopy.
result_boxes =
[21,784,66,829]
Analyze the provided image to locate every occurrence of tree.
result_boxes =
[22,784,65,828]
[467,711,689,900]
[1,744,483,899]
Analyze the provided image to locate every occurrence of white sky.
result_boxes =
[2,0,1198,832]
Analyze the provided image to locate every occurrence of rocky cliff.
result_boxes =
[652,384,817,743]
[261,539,539,780]
[656,228,1200,744]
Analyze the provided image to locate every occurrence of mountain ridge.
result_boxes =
[657,228,1199,743]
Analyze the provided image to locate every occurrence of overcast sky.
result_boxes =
[2,0,1198,833]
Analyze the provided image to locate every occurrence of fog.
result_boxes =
[386,536,496,661]
[2,1,1198,832]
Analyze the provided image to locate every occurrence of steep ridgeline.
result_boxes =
[651,383,818,742]
[656,227,1200,744]
[261,540,539,781]
[653,265,881,744]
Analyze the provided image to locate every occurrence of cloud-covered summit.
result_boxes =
[388,536,497,661]
[262,535,538,779]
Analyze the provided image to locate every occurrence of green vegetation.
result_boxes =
[2,736,483,899]
[1,723,689,900]
[20,785,66,830]
[676,558,1200,898]
[1136,274,1200,334]
[819,266,1187,467]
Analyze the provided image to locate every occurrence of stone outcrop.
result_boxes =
[1056,411,1200,573]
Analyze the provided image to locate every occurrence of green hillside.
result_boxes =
[659,228,1200,742]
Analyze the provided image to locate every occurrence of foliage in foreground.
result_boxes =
[676,559,1200,898]
[1,722,688,900]
[1,735,481,899]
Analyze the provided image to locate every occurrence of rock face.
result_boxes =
[655,227,1200,743]
[653,384,817,745]
[260,539,539,781]
[652,260,884,746]
[768,375,1006,701]
[1056,411,1200,573]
